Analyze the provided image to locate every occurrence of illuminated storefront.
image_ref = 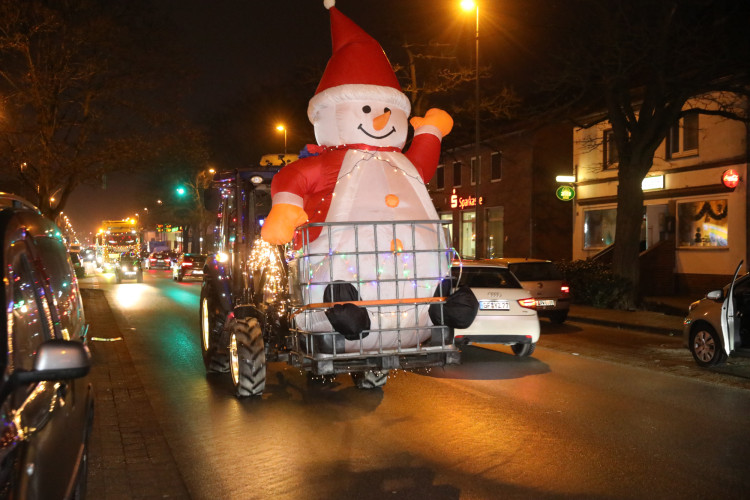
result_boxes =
[573,105,748,294]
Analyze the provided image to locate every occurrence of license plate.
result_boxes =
[479,299,510,310]
[193,270,203,275]
[537,299,556,307]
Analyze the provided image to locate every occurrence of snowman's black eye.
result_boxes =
[362,105,371,113]
[384,107,391,113]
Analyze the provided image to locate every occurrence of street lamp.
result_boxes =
[276,124,287,156]
[461,0,481,258]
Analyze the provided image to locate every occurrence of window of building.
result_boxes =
[490,152,502,181]
[677,199,728,248]
[583,208,617,249]
[453,161,462,187]
[485,206,504,258]
[460,210,476,258]
[440,212,453,244]
[668,114,699,159]
[603,129,618,168]
[470,157,480,185]
[435,164,445,190]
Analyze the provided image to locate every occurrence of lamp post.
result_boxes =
[276,124,287,156]
[461,0,481,258]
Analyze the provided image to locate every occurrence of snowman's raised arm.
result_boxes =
[406,108,453,182]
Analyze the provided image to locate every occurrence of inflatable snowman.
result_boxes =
[262,0,458,351]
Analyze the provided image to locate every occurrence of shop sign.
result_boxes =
[450,189,483,209]
[555,185,575,201]
[156,224,183,233]
[722,169,740,189]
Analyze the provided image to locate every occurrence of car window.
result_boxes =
[33,236,76,302]
[508,262,562,281]
[10,251,53,371]
[452,267,520,288]
[33,236,85,340]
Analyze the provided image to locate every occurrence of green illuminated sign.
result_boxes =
[556,186,575,201]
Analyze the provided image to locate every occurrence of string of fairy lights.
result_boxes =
[307,149,427,220]
[57,213,80,248]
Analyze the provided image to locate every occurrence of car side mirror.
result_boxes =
[12,339,91,386]
[706,289,724,301]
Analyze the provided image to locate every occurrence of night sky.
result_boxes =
[64,0,535,239]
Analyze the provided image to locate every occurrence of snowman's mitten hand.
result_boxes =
[261,203,308,244]
[410,108,453,137]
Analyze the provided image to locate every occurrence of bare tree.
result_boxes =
[0,0,204,219]
[533,0,750,308]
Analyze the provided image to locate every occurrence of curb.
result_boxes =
[567,314,682,336]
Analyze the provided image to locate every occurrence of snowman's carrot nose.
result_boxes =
[372,110,391,131]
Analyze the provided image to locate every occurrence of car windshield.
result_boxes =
[452,266,520,288]
[508,262,563,281]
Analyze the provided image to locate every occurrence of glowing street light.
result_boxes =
[276,124,287,155]
[460,0,481,257]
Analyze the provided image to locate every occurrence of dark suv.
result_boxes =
[115,251,144,283]
[0,193,93,498]
[172,253,207,282]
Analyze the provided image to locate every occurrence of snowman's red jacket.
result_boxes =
[270,132,442,242]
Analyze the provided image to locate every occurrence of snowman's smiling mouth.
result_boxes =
[358,124,396,140]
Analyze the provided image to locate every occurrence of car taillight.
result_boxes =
[150,258,155,262]
[561,284,570,294]
[518,298,537,309]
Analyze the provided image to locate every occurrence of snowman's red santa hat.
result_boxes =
[308,0,411,123]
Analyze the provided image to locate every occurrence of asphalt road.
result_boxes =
[87,269,750,499]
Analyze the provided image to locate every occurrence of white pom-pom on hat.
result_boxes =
[324,0,335,9]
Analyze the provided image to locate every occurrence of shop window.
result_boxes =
[490,152,502,181]
[603,129,618,168]
[485,206,504,258]
[470,157,480,185]
[461,211,476,258]
[677,199,728,247]
[583,208,617,249]
[435,164,445,190]
[440,212,453,243]
[453,161,462,187]
[668,114,699,159]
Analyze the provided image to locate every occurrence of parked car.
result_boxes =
[115,252,144,283]
[493,258,571,323]
[146,251,172,270]
[683,261,750,367]
[70,250,86,278]
[451,260,540,356]
[172,253,207,282]
[0,192,94,498]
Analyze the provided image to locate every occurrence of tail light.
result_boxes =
[561,283,570,295]
[517,298,537,309]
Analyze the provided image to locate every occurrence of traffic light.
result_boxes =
[176,186,186,196]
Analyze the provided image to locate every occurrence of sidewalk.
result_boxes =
[82,288,190,499]
[567,296,695,336]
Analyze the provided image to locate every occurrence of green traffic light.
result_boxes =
[176,186,186,196]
